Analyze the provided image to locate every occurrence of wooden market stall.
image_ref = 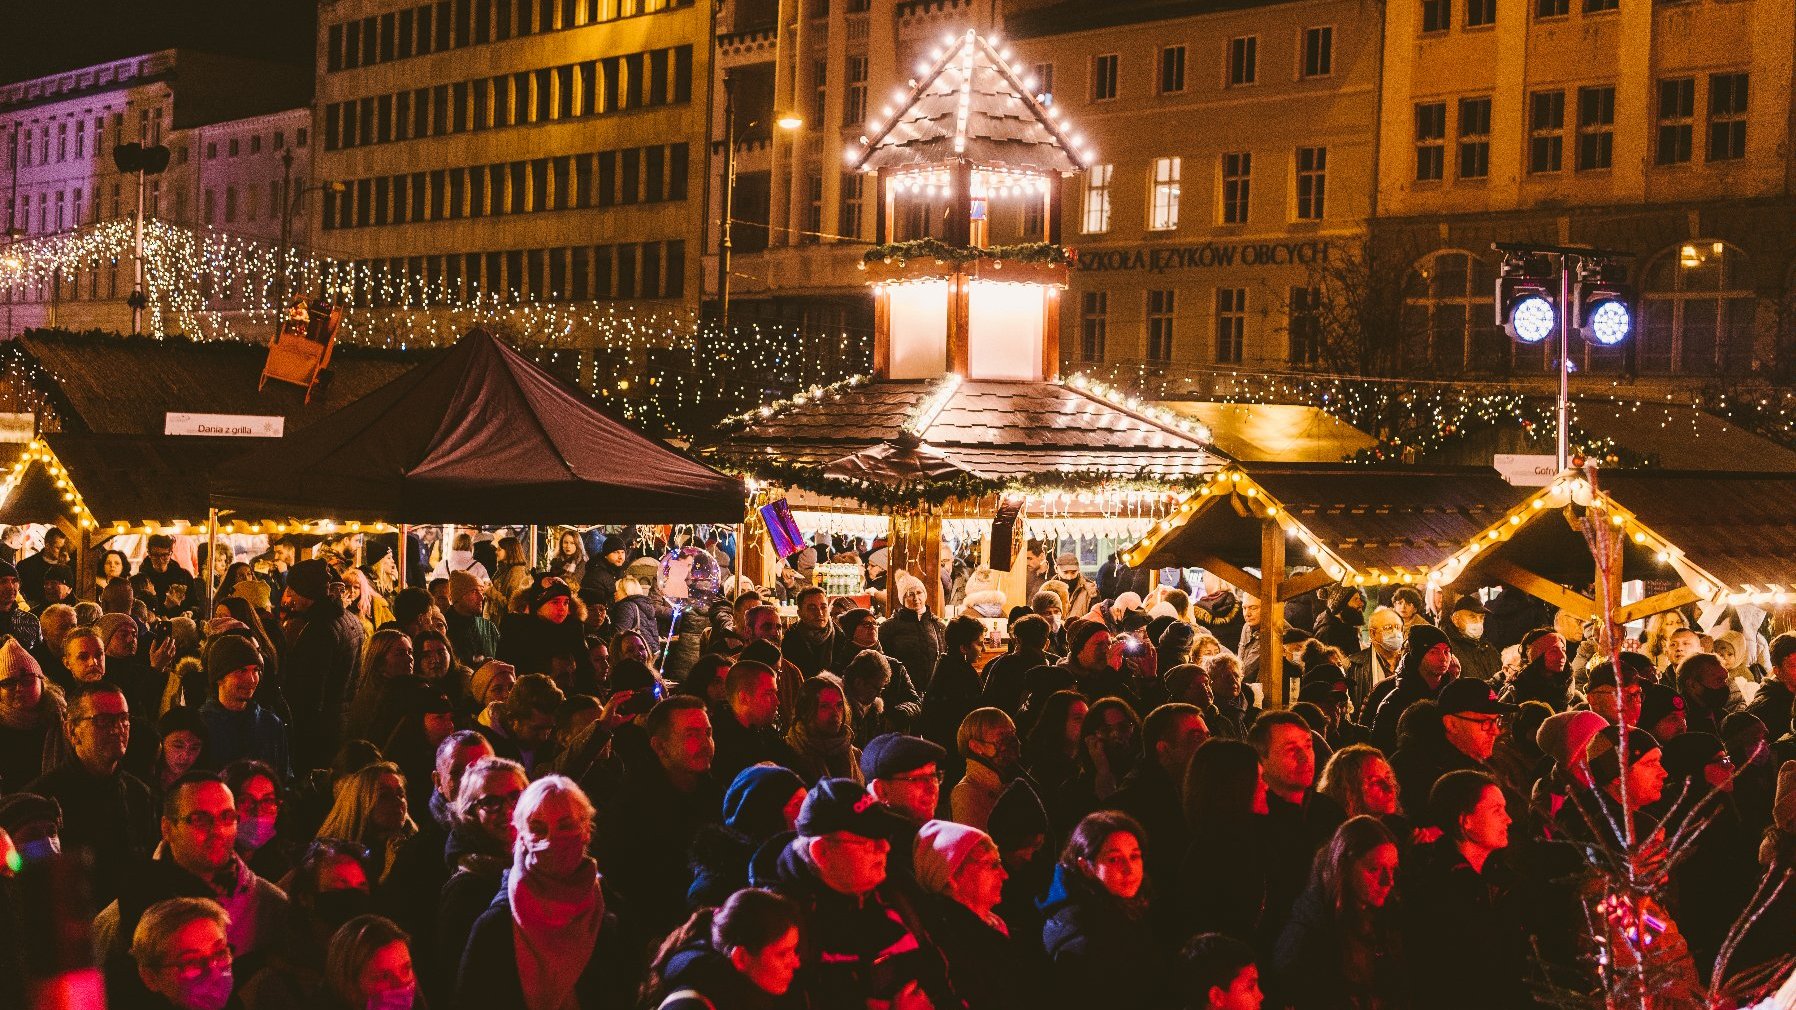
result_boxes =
[1120,464,1528,705]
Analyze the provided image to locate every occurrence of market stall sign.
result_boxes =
[164,412,285,438]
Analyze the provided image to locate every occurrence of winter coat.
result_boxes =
[578,558,626,611]
[1110,760,1187,902]
[455,873,630,1010]
[282,597,366,771]
[1441,621,1502,684]
[1390,736,1487,820]
[1272,882,1407,1010]
[980,649,1050,718]
[1370,673,1445,754]
[709,706,802,788]
[926,893,1044,1010]
[497,612,589,682]
[610,594,663,650]
[781,623,837,681]
[1399,839,1530,1010]
[1177,813,1275,956]
[664,603,709,682]
[26,760,156,910]
[881,608,947,692]
[655,939,793,1010]
[1039,864,1168,1010]
[591,757,722,940]
[1509,659,1572,711]
[920,652,984,772]
[198,698,292,779]
[431,821,509,1007]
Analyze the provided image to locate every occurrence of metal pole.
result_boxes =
[131,167,145,335]
[719,73,736,337]
[278,150,293,307]
[1557,253,1571,471]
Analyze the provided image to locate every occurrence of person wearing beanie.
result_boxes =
[1576,727,1668,834]
[0,559,40,650]
[578,534,628,611]
[279,557,365,772]
[1639,682,1687,743]
[1510,627,1573,712]
[444,568,501,668]
[148,706,209,795]
[687,764,806,908]
[197,633,290,778]
[1369,623,1458,753]
[0,791,62,868]
[881,574,948,694]
[770,778,955,1010]
[1046,553,1096,620]
[914,819,1040,1010]
[499,575,592,687]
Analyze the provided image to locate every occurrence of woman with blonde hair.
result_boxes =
[1643,610,1689,674]
[315,762,417,884]
[487,537,534,624]
[545,531,587,590]
[456,775,623,1010]
[339,567,395,638]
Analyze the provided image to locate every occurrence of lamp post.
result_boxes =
[278,149,345,307]
[715,72,802,337]
[1495,242,1635,470]
[112,142,170,335]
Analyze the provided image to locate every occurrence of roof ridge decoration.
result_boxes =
[849,29,1089,175]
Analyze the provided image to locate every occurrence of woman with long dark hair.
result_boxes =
[1022,690,1087,804]
[1040,810,1167,1010]
[643,888,804,1010]
[1273,815,1405,1009]
[1178,738,1274,952]
[784,672,861,785]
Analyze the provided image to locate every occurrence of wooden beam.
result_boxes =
[1482,557,1597,620]
[1185,552,1261,600]
[1040,285,1060,380]
[1282,566,1338,601]
[1614,586,1700,627]
[1260,520,1286,709]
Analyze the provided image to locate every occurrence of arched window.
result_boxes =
[1640,241,1758,375]
[1402,250,1500,373]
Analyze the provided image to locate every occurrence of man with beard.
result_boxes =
[782,586,836,680]
[1508,627,1573,710]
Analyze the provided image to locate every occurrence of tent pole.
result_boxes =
[205,508,219,614]
[528,525,539,570]
[397,524,408,588]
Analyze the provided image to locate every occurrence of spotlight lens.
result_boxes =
[1510,294,1556,344]
[1587,299,1631,346]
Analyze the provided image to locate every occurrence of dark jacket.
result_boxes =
[781,623,837,681]
[1390,736,1487,819]
[1110,760,1187,905]
[980,649,1050,718]
[1262,791,1347,952]
[1178,812,1275,957]
[431,821,509,1009]
[770,838,956,1010]
[1400,839,1529,1010]
[920,652,984,777]
[1272,882,1406,1010]
[455,874,630,1010]
[880,609,947,692]
[592,757,721,940]
[27,760,156,909]
[1745,679,1795,742]
[578,558,626,612]
[444,608,501,668]
[1441,621,1502,684]
[655,940,791,1010]
[198,698,291,779]
[497,612,588,681]
[709,706,801,787]
[281,598,365,771]
[926,893,1042,1010]
[1509,658,1572,711]
[1370,673,1444,754]
[609,595,663,649]
[1039,864,1168,1010]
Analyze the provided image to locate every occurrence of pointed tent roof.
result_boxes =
[852,29,1087,175]
[211,329,743,524]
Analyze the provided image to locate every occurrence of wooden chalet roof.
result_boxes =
[10,331,421,435]
[703,377,1223,483]
[1129,465,1524,582]
[0,434,281,532]
[853,30,1085,175]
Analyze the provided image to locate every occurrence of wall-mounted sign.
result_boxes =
[165,412,285,438]
[1075,240,1332,274]
[1493,453,1557,486]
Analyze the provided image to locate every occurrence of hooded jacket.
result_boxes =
[281,595,365,771]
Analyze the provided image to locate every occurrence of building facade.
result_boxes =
[708,0,998,335]
[311,0,712,322]
[1009,0,1381,382]
[1373,0,1796,383]
[0,50,310,336]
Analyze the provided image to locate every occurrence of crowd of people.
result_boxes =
[0,523,1790,1010]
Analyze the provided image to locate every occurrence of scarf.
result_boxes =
[788,718,854,768]
[507,848,603,1010]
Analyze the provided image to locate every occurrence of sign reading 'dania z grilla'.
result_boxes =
[165,413,285,438]
[1076,240,1332,274]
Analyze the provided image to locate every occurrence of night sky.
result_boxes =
[1,0,317,83]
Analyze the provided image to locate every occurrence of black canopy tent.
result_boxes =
[210,329,745,525]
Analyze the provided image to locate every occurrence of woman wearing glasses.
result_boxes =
[129,897,238,1010]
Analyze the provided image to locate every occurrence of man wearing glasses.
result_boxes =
[25,682,155,908]
[1393,678,1517,816]
[96,772,290,997]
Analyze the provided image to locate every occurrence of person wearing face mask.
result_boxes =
[222,760,294,884]
[1369,625,1460,754]
[1272,816,1404,1010]
[431,757,530,1006]
[950,708,1021,831]
[1439,595,1501,685]
[1348,607,1404,716]
[323,914,420,1010]
[239,840,376,1010]
[128,898,239,1010]
[457,775,629,1010]
[0,791,62,868]
[1046,554,1097,622]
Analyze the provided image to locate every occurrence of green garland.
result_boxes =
[860,239,1071,267]
[712,457,1216,510]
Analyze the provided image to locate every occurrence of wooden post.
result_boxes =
[205,507,219,614]
[947,271,971,376]
[921,509,944,616]
[948,159,974,248]
[742,512,772,591]
[397,524,409,588]
[873,287,891,378]
[1040,285,1060,380]
[1260,519,1286,709]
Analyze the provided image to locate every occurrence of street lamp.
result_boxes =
[278,148,346,307]
[717,69,803,336]
[113,142,170,335]
[1495,242,1636,470]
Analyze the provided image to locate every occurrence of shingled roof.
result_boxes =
[0,434,281,532]
[703,377,1223,485]
[7,331,421,435]
[852,30,1086,175]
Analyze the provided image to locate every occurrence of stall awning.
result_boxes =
[212,329,745,525]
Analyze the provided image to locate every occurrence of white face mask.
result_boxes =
[1379,630,1404,652]
[1463,621,1485,641]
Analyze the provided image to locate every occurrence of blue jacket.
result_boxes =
[198,698,291,779]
